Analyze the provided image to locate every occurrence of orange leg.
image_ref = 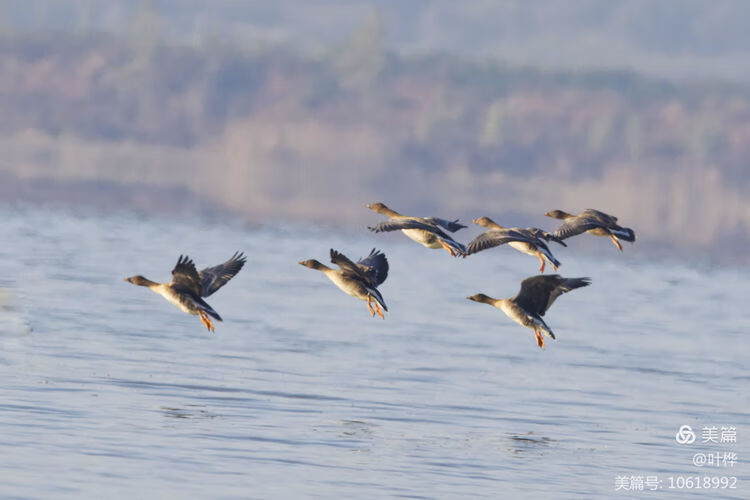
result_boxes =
[198,310,215,333]
[536,253,546,273]
[366,295,375,317]
[534,328,545,349]
[373,301,385,320]
[438,240,457,257]
[609,234,623,252]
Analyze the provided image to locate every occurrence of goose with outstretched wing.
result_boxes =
[545,209,635,251]
[467,216,565,272]
[366,202,467,257]
[124,252,246,332]
[467,275,590,349]
[299,248,389,319]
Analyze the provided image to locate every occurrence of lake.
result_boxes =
[0,206,747,498]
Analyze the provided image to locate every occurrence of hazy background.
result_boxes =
[1,0,749,263]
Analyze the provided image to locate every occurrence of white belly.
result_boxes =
[153,284,196,314]
[509,241,536,257]
[498,300,538,329]
[402,228,440,248]
[325,272,367,300]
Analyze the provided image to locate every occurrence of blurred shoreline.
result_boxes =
[0,10,749,265]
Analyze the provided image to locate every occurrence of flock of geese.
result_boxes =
[124,203,636,349]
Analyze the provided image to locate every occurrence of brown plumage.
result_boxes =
[467,216,563,272]
[545,209,635,251]
[299,248,389,318]
[467,275,590,349]
[366,202,467,257]
[124,252,246,332]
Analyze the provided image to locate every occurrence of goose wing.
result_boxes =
[522,227,567,247]
[552,216,604,240]
[368,217,447,236]
[199,251,247,297]
[581,210,636,241]
[356,248,389,287]
[330,249,371,282]
[171,255,202,296]
[369,217,466,256]
[514,275,591,316]
[466,229,541,255]
[583,209,618,224]
[422,217,467,233]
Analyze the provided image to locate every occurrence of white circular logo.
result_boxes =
[675,425,696,444]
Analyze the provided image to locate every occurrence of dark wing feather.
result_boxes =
[552,217,604,240]
[466,229,541,255]
[356,248,389,287]
[171,255,202,296]
[199,251,247,297]
[330,249,371,282]
[583,209,618,223]
[368,217,449,238]
[369,218,466,256]
[423,217,467,233]
[442,236,467,256]
[544,276,591,310]
[513,275,562,316]
[522,227,567,247]
[514,275,591,316]
[580,210,635,241]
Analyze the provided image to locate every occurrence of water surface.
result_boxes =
[0,207,747,498]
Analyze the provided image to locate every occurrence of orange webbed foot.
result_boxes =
[439,240,458,257]
[198,310,215,333]
[367,295,375,317]
[374,302,385,320]
[534,329,545,349]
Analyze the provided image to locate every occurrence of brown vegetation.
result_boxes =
[0,31,749,261]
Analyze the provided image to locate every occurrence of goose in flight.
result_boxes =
[124,252,246,332]
[299,248,389,319]
[467,216,564,272]
[366,202,467,257]
[467,275,590,349]
[545,209,635,251]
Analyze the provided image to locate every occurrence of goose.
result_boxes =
[124,252,246,332]
[545,209,635,251]
[467,275,590,349]
[467,216,564,272]
[299,248,389,318]
[366,202,466,257]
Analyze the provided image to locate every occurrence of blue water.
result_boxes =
[0,206,747,498]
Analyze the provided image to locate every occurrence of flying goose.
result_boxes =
[124,252,246,332]
[299,248,389,318]
[467,275,590,349]
[366,202,467,257]
[545,209,635,251]
[467,216,564,272]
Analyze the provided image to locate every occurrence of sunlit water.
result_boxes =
[0,206,747,499]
